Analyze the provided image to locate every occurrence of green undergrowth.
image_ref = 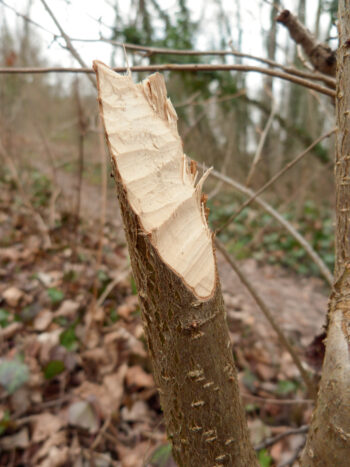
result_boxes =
[208,194,334,280]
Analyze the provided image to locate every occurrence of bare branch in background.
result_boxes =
[276,9,336,77]
[208,129,235,199]
[0,0,56,37]
[34,123,60,229]
[39,0,96,87]
[216,239,317,398]
[207,168,333,286]
[57,35,339,88]
[246,90,277,186]
[217,128,336,235]
[90,120,109,324]
[73,79,87,245]
[254,425,308,451]
[0,65,336,97]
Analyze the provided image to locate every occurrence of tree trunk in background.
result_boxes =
[301,1,350,465]
[260,0,280,180]
[94,61,257,467]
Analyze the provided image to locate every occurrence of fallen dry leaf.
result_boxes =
[116,440,151,467]
[0,427,29,450]
[55,299,80,318]
[2,286,24,307]
[121,400,149,423]
[38,446,69,467]
[10,387,31,415]
[74,363,127,418]
[126,365,154,389]
[33,430,68,465]
[68,401,99,433]
[31,412,65,443]
[33,309,53,331]
[0,322,24,340]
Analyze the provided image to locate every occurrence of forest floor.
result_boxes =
[0,162,329,467]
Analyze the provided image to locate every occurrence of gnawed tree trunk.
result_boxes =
[301,2,350,466]
[93,61,257,466]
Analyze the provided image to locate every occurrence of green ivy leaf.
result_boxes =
[0,410,11,435]
[47,288,64,305]
[44,360,65,380]
[277,380,298,395]
[258,449,272,467]
[60,327,78,351]
[0,309,10,328]
[147,443,172,466]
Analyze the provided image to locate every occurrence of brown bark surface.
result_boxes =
[94,63,257,466]
[276,9,336,77]
[301,2,350,465]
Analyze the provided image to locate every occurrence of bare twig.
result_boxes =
[296,44,314,71]
[39,0,96,87]
[254,425,308,451]
[207,168,333,285]
[208,130,234,199]
[71,36,336,87]
[246,91,277,186]
[177,89,246,109]
[91,414,112,450]
[0,65,336,97]
[278,440,306,467]
[0,0,56,37]
[242,393,313,405]
[96,269,130,309]
[276,9,336,77]
[216,239,317,398]
[217,128,336,234]
[0,0,336,88]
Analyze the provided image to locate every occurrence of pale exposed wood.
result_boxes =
[95,61,215,299]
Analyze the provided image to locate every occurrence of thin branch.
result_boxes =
[176,89,246,109]
[0,65,336,97]
[216,239,317,398]
[217,128,336,234]
[0,0,56,37]
[207,168,333,286]
[96,268,130,309]
[39,0,96,87]
[208,129,235,199]
[254,425,309,451]
[246,91,277,186]
[0,0,335,88]
[73,79,87,244]
[242,393,313,405]
[278,440,306,467]
[70,36,336,88]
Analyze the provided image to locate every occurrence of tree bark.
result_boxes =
[93,61,257,466]
[301,2,350,465]
[276,9,336,77]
